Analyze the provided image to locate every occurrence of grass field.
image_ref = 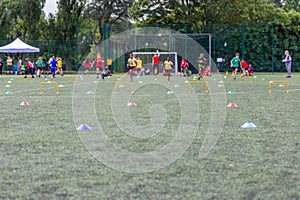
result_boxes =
[0,73,299,199]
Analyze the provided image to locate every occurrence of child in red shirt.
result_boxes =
[83,58,91,75]
[25,58,35,78]
[180,57,189,76]
[204,66,211,76]
[91,53,104,79]
[241,59,249,76]
[152,50,160,75]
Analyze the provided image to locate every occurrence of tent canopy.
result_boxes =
[0,38,40,53]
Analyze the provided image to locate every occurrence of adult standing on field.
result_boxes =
[6,56,13,75]
[230,52,242,79]
[283,50,292,78]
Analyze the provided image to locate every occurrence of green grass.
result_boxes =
[0,73,299,199]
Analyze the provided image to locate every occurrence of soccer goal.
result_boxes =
[131,33,212,74]
[132,52,178,74]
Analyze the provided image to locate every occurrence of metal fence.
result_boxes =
[0,22,299,73]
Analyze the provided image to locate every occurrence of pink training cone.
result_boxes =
[20,101,30,106]
[127,102,137,107]
[227,103,238,108]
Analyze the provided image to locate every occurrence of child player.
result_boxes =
[36,57,43,78]
[47,54,54,75]
[136,56,143,77]
[102,66,112,80]
[56,57,64,76]
[152,50,160,75]
[25,58,35,78]
[180,57,189,76]
[91,52,104,79]
[127,53,137,82]
[164,57,173,81]
[41,58,47,77]
[230,52,242,79]
[241,59,249,76]
[197,53,206,79]
[83,58,91,75]
[248,64,254,76]
[204,66,211,76]
[49,55,57,80]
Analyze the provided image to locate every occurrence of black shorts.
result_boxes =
[30,68,35,75]
[129,66,136,70]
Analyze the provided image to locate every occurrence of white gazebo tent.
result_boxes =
[0,38,40,53]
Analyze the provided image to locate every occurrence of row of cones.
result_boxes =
[76,121,256,131]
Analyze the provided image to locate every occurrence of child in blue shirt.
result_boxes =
[50,55,57,80]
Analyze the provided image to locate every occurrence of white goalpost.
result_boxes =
[132,52,178,74]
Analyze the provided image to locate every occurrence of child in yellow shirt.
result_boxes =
[164,57,173,81]
[136,57,143,77]
[56,57,64,76]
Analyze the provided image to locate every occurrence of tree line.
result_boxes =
[0,0,299,72]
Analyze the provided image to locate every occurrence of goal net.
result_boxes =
[132,52,178,74]
[131,33,212,74]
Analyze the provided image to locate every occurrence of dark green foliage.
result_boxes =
[211,22,300,72]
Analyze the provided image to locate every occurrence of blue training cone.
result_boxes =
[76,124,92,131]
[241,122,257,128]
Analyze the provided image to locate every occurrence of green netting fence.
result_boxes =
[0,22,299,73]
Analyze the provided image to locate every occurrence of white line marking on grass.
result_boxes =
[0,96,74,99]
[287,88,300,92]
